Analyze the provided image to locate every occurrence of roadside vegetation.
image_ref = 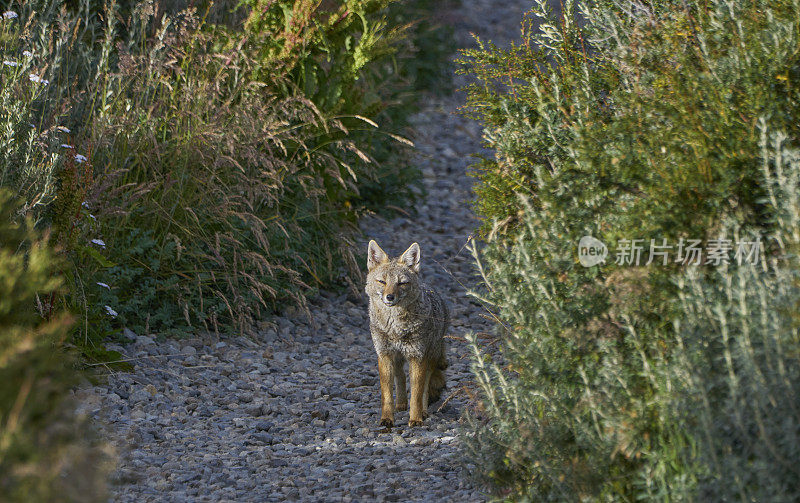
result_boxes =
[2,0,452,347]
[460,0,800,499]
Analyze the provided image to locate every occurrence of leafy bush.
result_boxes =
[460,0,800,499]
[672,131,800,502]
[0,189,109,502]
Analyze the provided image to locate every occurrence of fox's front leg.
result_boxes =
[393,354,407,411]
[378,353,395,427]
[408,357,428,426]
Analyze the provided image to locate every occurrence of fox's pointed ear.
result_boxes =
[400,242,421,273]
[367,240,388,272]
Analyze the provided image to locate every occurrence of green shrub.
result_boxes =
[0,188,110,502]
[672,131,800,502]
[460,0,800,499]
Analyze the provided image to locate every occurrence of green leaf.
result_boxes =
[80,245,116,268]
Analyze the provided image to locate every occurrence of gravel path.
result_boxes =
[84,1,537,501]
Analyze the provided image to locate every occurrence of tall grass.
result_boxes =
[1,0,439,342]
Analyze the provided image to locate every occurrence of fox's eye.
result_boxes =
[376,279,386,285]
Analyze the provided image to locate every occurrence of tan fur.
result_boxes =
[365,240,449,427]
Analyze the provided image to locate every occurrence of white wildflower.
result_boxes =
[75,154,87,163]
[104,305,118,317]
[28,74,49,85]
[57,126,71,133]
[60,144,74,149]
[3,11,18,20]
[82,201,89,209]
[97,282,111,290]
[88,213,96,221]
[3,60,18,67]
[22,50,33,58]
[91,238,106,248]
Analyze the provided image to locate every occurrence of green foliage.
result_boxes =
[1,0,445,339]
[0,188,109,502]
[95,228,186,336]
[241,0,401,110]
[672,132,800,502]
[460,0,800,499]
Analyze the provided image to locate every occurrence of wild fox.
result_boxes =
[365,240,448,427]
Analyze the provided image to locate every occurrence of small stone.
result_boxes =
[179,473,201,484]
[245,403,263,416]
[252,432,273,444]
[255,421,273,431]
[310,409,329,420]
[115,385,130,400]
[130,389,150,403]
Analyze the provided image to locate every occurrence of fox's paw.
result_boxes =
[395,401,408,411]
[379,417,394,428]
[408,418,424,427]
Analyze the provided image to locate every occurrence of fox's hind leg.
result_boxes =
[393,354,407,411]
[427,355,447,406]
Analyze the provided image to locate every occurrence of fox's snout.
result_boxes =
[382,286,399,305]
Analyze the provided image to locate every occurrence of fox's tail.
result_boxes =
[428,355,448,405]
